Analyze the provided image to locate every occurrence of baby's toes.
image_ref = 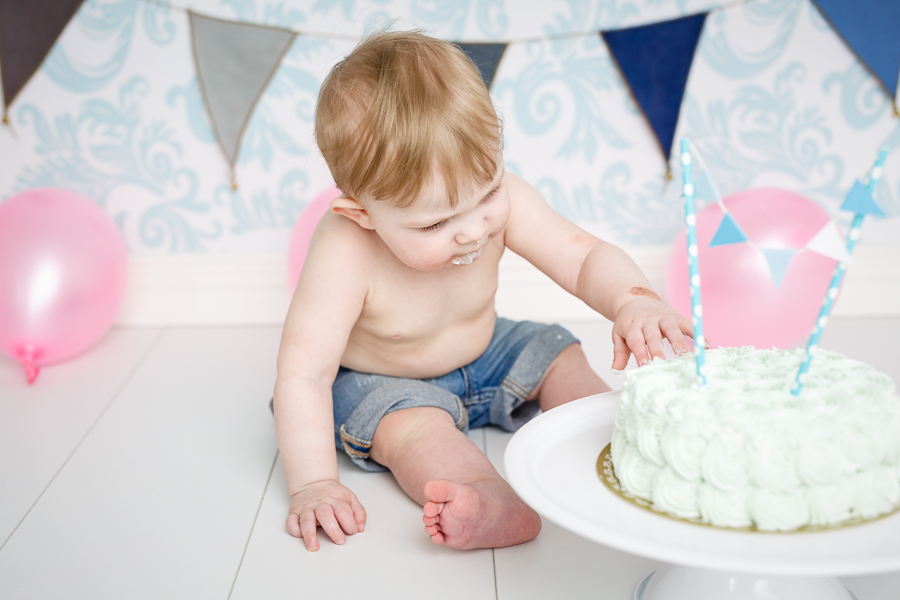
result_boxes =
[423,514,439,527]
[424,523,441,536]
[423,501,443,518]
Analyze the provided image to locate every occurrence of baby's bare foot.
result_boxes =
[421,478,541,549]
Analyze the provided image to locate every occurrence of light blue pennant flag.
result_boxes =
[761,248,796,290]
[693,169,721,203]
[709,213,748,247]
[839,179,886,217]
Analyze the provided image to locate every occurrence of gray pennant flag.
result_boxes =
[189,12,296,170]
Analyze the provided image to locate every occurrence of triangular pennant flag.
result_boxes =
[189,12,296,172]
[0,0,85,114]
[806,221,851,263]
[812,0,900,102]
[709,213,749,247]
[602,13,707,162]
[839,179,886,217]
[761,248,796,290]
[693,169,721,203]
[455,43,508,91]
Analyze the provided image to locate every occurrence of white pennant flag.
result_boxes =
[806,221,851,263]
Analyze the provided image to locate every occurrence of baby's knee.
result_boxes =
[371,406,457,462]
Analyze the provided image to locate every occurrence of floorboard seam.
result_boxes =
[227,448,280,600]
[0,328,168,553]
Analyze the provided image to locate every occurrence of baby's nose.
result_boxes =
[455,217,487,245]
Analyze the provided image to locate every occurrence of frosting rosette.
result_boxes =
[610,347,900,531]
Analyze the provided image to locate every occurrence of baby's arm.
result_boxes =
[503,174,693,370]
[273,212,370,551]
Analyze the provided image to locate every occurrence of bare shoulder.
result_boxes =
[505,172,543,206]
[504,172,567,242]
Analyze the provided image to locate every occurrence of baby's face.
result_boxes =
[364,164,510,271]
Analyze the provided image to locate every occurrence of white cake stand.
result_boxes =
[504,392,900,600]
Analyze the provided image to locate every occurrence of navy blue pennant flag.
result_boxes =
[602,13,707,164]
[812,0,900,103]
[455,43,508,91]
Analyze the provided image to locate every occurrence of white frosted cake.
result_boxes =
[610,347,900,531]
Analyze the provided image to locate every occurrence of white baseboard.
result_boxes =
[117,245,900,326]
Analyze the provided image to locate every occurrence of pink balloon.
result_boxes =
[666,188,838,349]
[0,189,128,384]
[287,185,341,290]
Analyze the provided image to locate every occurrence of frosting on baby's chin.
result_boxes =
[611,347,900,531]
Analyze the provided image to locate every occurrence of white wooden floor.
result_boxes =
[2,319,899,599]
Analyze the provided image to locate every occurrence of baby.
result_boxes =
[273,30,693,552]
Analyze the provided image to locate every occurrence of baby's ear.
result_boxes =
[330,196,374,230]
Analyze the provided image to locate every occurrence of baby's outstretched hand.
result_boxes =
[286,479,367,551]
[611,294,695,371]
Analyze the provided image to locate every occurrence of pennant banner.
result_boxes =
[455,43,508,91]
[812,0,900,103]
[0,0,85,115]
[761,248,796,290]
[840,179,887,217]
[696,162,852,288]
[602,13,707,165]
[189,12,296,181]
[806,221,851,263]
[709,213,748,247]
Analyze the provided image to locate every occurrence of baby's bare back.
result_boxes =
[340,237,504,379]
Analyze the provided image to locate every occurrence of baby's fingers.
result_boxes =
[642,324,665,362]
[315,505,347,547]
[623,327,651,367]
[298,511,320,552]
[286,511,302,538]
[351,495,366,532]
[612,334,632,372]
[334,501,360,536]
[661,318,689,356]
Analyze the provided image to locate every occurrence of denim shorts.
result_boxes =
[332,317,578,472]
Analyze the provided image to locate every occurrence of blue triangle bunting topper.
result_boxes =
[840,179,886,217]
[812,0,900,102]
[761,248,796,290]
[455,43,508,91]
[709,213,749,247]
[693,169,721,203]
[602,13,707,162]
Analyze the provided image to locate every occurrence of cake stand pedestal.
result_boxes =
[504,392,900,600]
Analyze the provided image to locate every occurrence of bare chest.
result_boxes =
[360,254,500,339]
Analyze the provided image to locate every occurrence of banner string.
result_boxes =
[137,0,759,45]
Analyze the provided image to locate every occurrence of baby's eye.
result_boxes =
[419,220,445,232]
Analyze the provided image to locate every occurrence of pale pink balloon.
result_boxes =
[287,185,341,291]
[0,189,128,384]
[666,188,838,349]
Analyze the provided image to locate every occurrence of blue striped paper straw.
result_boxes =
[791,147,889,395]
[680,137,706,385]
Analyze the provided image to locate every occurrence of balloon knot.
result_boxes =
[16,345,42,385]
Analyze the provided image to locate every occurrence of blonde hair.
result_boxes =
[314,30,502,209]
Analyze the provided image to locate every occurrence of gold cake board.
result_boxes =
[597,443,900,533]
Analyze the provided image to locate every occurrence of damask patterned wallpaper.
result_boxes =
[0,0,897,254]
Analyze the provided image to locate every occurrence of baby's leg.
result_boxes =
[529,343,611,411]
[370,406,541,549]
